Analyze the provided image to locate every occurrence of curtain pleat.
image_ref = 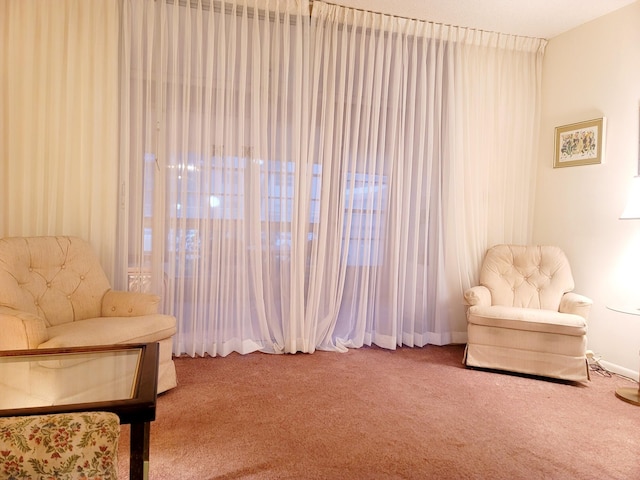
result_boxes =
[119,0,546,356]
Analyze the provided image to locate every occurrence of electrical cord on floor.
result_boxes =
[589,359,612,378]
[588,356,638,384]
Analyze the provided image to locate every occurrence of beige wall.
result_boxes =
[535,1,640,376]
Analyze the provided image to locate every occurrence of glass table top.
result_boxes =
[0,345,146,410]
[607,305,640,316]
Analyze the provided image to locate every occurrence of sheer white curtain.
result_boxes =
[443,29,547,332]
[120,0,310,356]
[307,4,456,350]
[1,0,120,275]
[120,0,546,357]
[303,3,546,350]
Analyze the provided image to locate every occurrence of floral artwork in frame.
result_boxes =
[554,117,605,168]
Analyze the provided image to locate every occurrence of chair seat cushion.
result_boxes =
[468,305,587,336]
[40,314,177,349]
[0,412,120,480]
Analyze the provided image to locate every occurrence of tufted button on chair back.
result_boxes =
[479,244,575,311]
[0,236,111,327]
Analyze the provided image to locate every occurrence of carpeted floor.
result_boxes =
[117,344,640,479]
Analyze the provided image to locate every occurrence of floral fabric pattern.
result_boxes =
[0,411,119,480]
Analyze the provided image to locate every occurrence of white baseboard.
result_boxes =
[598,359,638,382]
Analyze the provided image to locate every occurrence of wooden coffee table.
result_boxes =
[0,342,159,480]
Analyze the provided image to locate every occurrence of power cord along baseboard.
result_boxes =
[586,351,638,383]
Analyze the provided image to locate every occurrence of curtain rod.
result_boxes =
[170,0,446,24]
[313,1,543,39]
[168,0,542,40]
[169,0,301,23]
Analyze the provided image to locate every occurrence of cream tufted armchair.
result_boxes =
[0,236,177,400]
[463,244,593,382]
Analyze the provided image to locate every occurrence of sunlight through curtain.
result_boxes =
[308,4,455,350]
[119,0,546,357]
[120,0,310,356]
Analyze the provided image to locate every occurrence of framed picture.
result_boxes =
[554,117,606,168]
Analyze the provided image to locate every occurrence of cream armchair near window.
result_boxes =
[0,236,177,401]
[463,244,593,382]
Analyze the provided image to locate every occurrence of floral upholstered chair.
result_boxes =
[0,411,120,480]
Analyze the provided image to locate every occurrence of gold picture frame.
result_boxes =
[554,117,605,168]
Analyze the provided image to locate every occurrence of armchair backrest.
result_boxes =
[0,236,111,326]
[480,244,575,311]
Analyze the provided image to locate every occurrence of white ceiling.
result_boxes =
[328,0,637,39]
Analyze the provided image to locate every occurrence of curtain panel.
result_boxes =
[119,0,546,357]
[119,0,311,356]
[1,0,120,276]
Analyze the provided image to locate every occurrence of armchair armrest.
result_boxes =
[0,306,48,350]
[559,292,593,320]
[464,286,492,307]
[101,290,161,317]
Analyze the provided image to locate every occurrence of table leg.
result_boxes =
[130,422,150,480]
